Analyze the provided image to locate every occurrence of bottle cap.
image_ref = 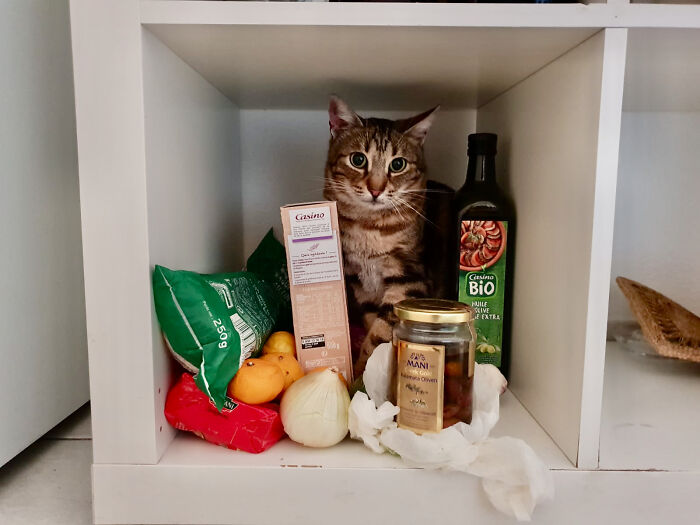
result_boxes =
[468,133,497,156]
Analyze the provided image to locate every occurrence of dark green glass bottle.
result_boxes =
[454,133,515,380]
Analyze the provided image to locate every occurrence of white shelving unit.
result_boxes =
[69,2,700,523]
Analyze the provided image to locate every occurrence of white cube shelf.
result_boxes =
[69,2,700,523]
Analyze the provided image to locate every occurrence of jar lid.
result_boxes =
[394,298,473,324]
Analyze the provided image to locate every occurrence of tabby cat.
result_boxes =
[323,96,439,375]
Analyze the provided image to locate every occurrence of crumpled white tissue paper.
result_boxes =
[348,343,554,521]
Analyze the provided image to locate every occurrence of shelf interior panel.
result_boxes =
[161,390,572,470]
[600,342,700,471]
[624,28,700,111]
[143,24,598,110]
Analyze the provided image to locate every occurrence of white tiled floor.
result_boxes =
[0,404,93,525]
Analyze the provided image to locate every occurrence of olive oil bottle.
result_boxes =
[453,133,515,380]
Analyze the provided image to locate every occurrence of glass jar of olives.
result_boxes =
[393,299,475,434]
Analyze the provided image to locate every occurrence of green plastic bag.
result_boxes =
[245,228,293,333]
[153,266,279,411]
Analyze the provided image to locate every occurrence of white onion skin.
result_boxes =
[280,367,350,448]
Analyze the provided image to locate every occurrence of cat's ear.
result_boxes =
[398,106,440,145]
[329,95,362,138]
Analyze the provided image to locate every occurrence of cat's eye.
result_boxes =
[349,152,367,169]
[389,157,407,173]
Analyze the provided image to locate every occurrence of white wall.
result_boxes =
[0,0,87,465]
[609,112,700,321]
[240,108,475,255]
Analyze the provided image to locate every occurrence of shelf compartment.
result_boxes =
[72,0,626,465]
[602,27,700,471]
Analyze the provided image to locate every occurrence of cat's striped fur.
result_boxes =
[323,96,438,375]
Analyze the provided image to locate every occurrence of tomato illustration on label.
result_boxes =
[459,220,506,271]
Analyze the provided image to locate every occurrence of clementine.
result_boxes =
[262,331,296,358]
[228,358,285,404]
[261,352,304,391]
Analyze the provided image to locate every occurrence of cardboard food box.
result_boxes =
[280,201,353,384]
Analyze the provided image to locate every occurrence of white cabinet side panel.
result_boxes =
[477,32,606,464]
[577,28,628,470]
[70,0,159,464]
[142,28,242,451]
[240,108,475,256]
[0,0,88,466]
[609,112,700,321]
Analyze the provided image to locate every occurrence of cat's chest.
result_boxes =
[343,227,393,255]
[341,226,403,296]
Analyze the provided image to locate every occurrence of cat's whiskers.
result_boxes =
[398,188,451,194]
[323,179,347,187]
[393,196,434,226]
[313,182,343,189]
[306,183,345,194]
[322,181,352,193]
[388,198,407,221]
[398,193,429,202]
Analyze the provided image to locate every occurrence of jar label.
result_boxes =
[396,340,445,434]
[458,220,508,368]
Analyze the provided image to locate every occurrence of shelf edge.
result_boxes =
[140,2,700,30]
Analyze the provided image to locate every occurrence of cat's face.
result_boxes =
[324,97,438,215]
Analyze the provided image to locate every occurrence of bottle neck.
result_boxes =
[465,153,496,185]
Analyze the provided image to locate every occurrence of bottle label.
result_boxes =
[395,340,444,434]
[458,220,508,368]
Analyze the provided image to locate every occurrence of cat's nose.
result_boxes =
[369,189,382,199]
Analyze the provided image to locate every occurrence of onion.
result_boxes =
[280,367,350,448]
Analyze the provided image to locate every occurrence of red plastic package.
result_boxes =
[165,373,285,454]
